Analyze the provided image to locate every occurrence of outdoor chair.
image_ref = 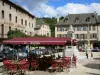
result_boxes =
[18,61,30,75]
[63,57,71,72]
[3,60,12,69]
[31,61,39,70]
[72,56,77,67]
[5,63,17,75]
[52,63,60,72]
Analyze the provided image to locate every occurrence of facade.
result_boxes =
[0,0,36,39]
[55,13,100,49]
[34,19,51,37]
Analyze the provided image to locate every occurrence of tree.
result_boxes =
[7,30,28,39]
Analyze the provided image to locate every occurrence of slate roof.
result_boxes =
[97,15,100,23]
[34,19,47,30]
[36,19,46,25]
[57,13,98,25]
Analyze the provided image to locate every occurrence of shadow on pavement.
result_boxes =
[86,72,100,75]
[93,58,100,60]
[84,63,100,70]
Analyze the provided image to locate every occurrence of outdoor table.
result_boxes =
[52,59,63,71]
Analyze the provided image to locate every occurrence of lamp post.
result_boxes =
[87,22,90,59]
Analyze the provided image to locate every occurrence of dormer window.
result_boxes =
[64,18,68,23]
[92,15,94,18]
[75,18,79,23]
[86,17,90,22]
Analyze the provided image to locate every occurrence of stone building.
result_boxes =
[34,19,51,37]
[55,13,100,49]
[0,0,36,39]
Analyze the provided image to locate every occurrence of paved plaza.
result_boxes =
[0,56,100,75]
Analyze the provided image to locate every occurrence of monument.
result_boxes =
[63,25,79,58]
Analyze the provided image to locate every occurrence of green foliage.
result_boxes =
[34,34,47,37]
[7,30,28,39]
[60,16,64,20]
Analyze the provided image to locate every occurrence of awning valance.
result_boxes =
[3,37,77,46]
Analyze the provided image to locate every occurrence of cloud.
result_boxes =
[13,0,100,17]
[56,3,100,16]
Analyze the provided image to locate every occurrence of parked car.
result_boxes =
[91,48,100,52]
[6,50,27,60]
[0,48,10,61]
[29,49,44,56]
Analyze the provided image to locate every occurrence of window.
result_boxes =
[32,24,33,28]
[64,18,68,23]
[9,14,11,21]
[77,26,81,31]
[9,26,11,31]
[80,34,85,39]
[10,5,11,9]
[89,25,91,31]
[86,17,90,22]
[92,26,96,31]
[30,32,32,36]
[90,33,97,39]
[57,27,62,31]
[1,24,4,38]
[15,16,17,23]
[92,15,94,18]
[83,26,87,31]
[21,19,23,25]
[75,18,79,23]
[2,1,4,6]
[85,34,87,39]
[57,34,61,37]
[93,33,97,39]
[64,27,68,31]
[29,22,30,27]
[63,34,67,37]
[2,10,4,18]
[76,34,79,39]
[25,20,27,26]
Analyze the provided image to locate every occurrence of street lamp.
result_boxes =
[87,22,91,59]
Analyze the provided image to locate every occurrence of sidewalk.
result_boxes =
[55,57,100,75]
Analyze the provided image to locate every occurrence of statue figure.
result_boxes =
[67,25,75,39]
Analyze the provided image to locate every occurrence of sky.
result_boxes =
[12,0,100,17]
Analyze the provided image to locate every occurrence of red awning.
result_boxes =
[3,37,76,46]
